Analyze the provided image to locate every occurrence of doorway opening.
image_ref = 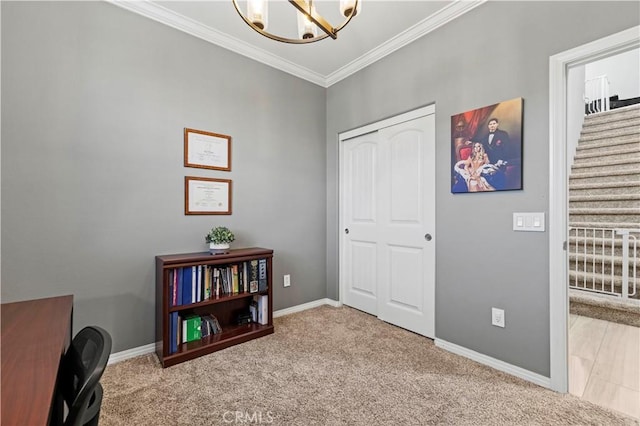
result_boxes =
[549,26,639,413]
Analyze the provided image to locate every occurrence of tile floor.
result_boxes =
[569,314,640,420]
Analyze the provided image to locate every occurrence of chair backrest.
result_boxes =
[459,146,473,161]
[60,326,112,426]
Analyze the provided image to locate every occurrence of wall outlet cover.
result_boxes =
[492,307,505,328]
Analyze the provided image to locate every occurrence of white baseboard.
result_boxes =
[435,338,552,389]
[108,298,341,365]
[108,343,156,365]
[273,298,341,317]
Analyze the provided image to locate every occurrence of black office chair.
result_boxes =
[59,326,112,426]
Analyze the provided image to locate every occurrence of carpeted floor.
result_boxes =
[100,305,638,425]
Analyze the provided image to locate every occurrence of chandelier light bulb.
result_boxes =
[248,0,268,30]
[340,0,361,18]
[297,5,318,39]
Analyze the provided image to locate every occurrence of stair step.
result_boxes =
[578,130,640,144]
[574,145,640,160]
[570,194,640,202]
[568,228,640,237]
[571,202,640,209]
[568,235,639,257]
[569,289,640,312]
[569,263,636,280]
[569,181,640,189]
[581,116,640,135]
[569,194,640,209]
[570,221,640,229]
[569,181,640,196]
[571,156,640,171]
[569,270,625,286]
[570,207,639,215]
[576,134,640,153]
[569,169,640,182]
[569,252,638,264]
[569,168,639,184]
[570,218,639,227]
[570,211,639,221]
[584,104,640,126]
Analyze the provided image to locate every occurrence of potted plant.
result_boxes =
[205,226,235,254]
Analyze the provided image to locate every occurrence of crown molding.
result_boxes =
[106,0,326,86]
[326,0,486,86]
[106,0,485,88]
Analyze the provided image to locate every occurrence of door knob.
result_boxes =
[345,228,350,234]
[424,233,432,241]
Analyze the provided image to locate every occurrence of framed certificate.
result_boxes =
[184,176,232,215]
[184,128,231,171]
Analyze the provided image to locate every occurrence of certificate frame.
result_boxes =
[184,176,232,215]
[184,128,231,171]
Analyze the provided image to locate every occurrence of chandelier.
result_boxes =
[232,0,361,44]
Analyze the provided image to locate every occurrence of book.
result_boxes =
[183,315,201,343]
[249,300,258,323]
[212,316,222,334]
[255,295,268,325]
[169,269,175,307]
[220,267,228,295]
[258,259,268,292]
[213,268,220,297]
[232,264,239,294]
[204,265,211,299]
[169,312,178,354]
[203,314,222,335]
[176,267,183,306]
[201,316,210,338]
[196,265,203,302]
[249,260,259,293]
[191,265,197,304]
[182,267,192,305]
[242,262,248,293]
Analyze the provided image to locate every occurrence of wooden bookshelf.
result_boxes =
[156,247,274,367]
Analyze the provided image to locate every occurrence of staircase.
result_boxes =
[568,103,640,326]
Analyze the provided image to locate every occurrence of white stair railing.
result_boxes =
[584,75,610,115]
[568,227,638,299]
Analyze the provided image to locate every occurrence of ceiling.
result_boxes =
[107,0,485,87]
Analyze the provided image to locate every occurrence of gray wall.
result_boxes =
[326,2,639,376]
[1,1,327,352]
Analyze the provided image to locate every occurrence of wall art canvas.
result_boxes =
[451,97,523,193]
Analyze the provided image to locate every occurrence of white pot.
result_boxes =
[209,242,230,254]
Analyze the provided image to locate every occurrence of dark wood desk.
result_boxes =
[1,295,73,426]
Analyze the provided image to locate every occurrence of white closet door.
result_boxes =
[342,131,380,315]
[377,115,435,338]
[341,113,435,338]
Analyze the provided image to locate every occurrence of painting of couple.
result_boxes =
[451,97,523,193]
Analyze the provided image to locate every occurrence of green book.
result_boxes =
[183,315,201,342]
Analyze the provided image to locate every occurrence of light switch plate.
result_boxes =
[513,212,545,232]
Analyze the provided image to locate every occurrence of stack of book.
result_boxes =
[168,259,269,307]
[168,313,223,354]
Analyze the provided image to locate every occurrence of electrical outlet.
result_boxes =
[284,274,291,287]
[492,307,505,328]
